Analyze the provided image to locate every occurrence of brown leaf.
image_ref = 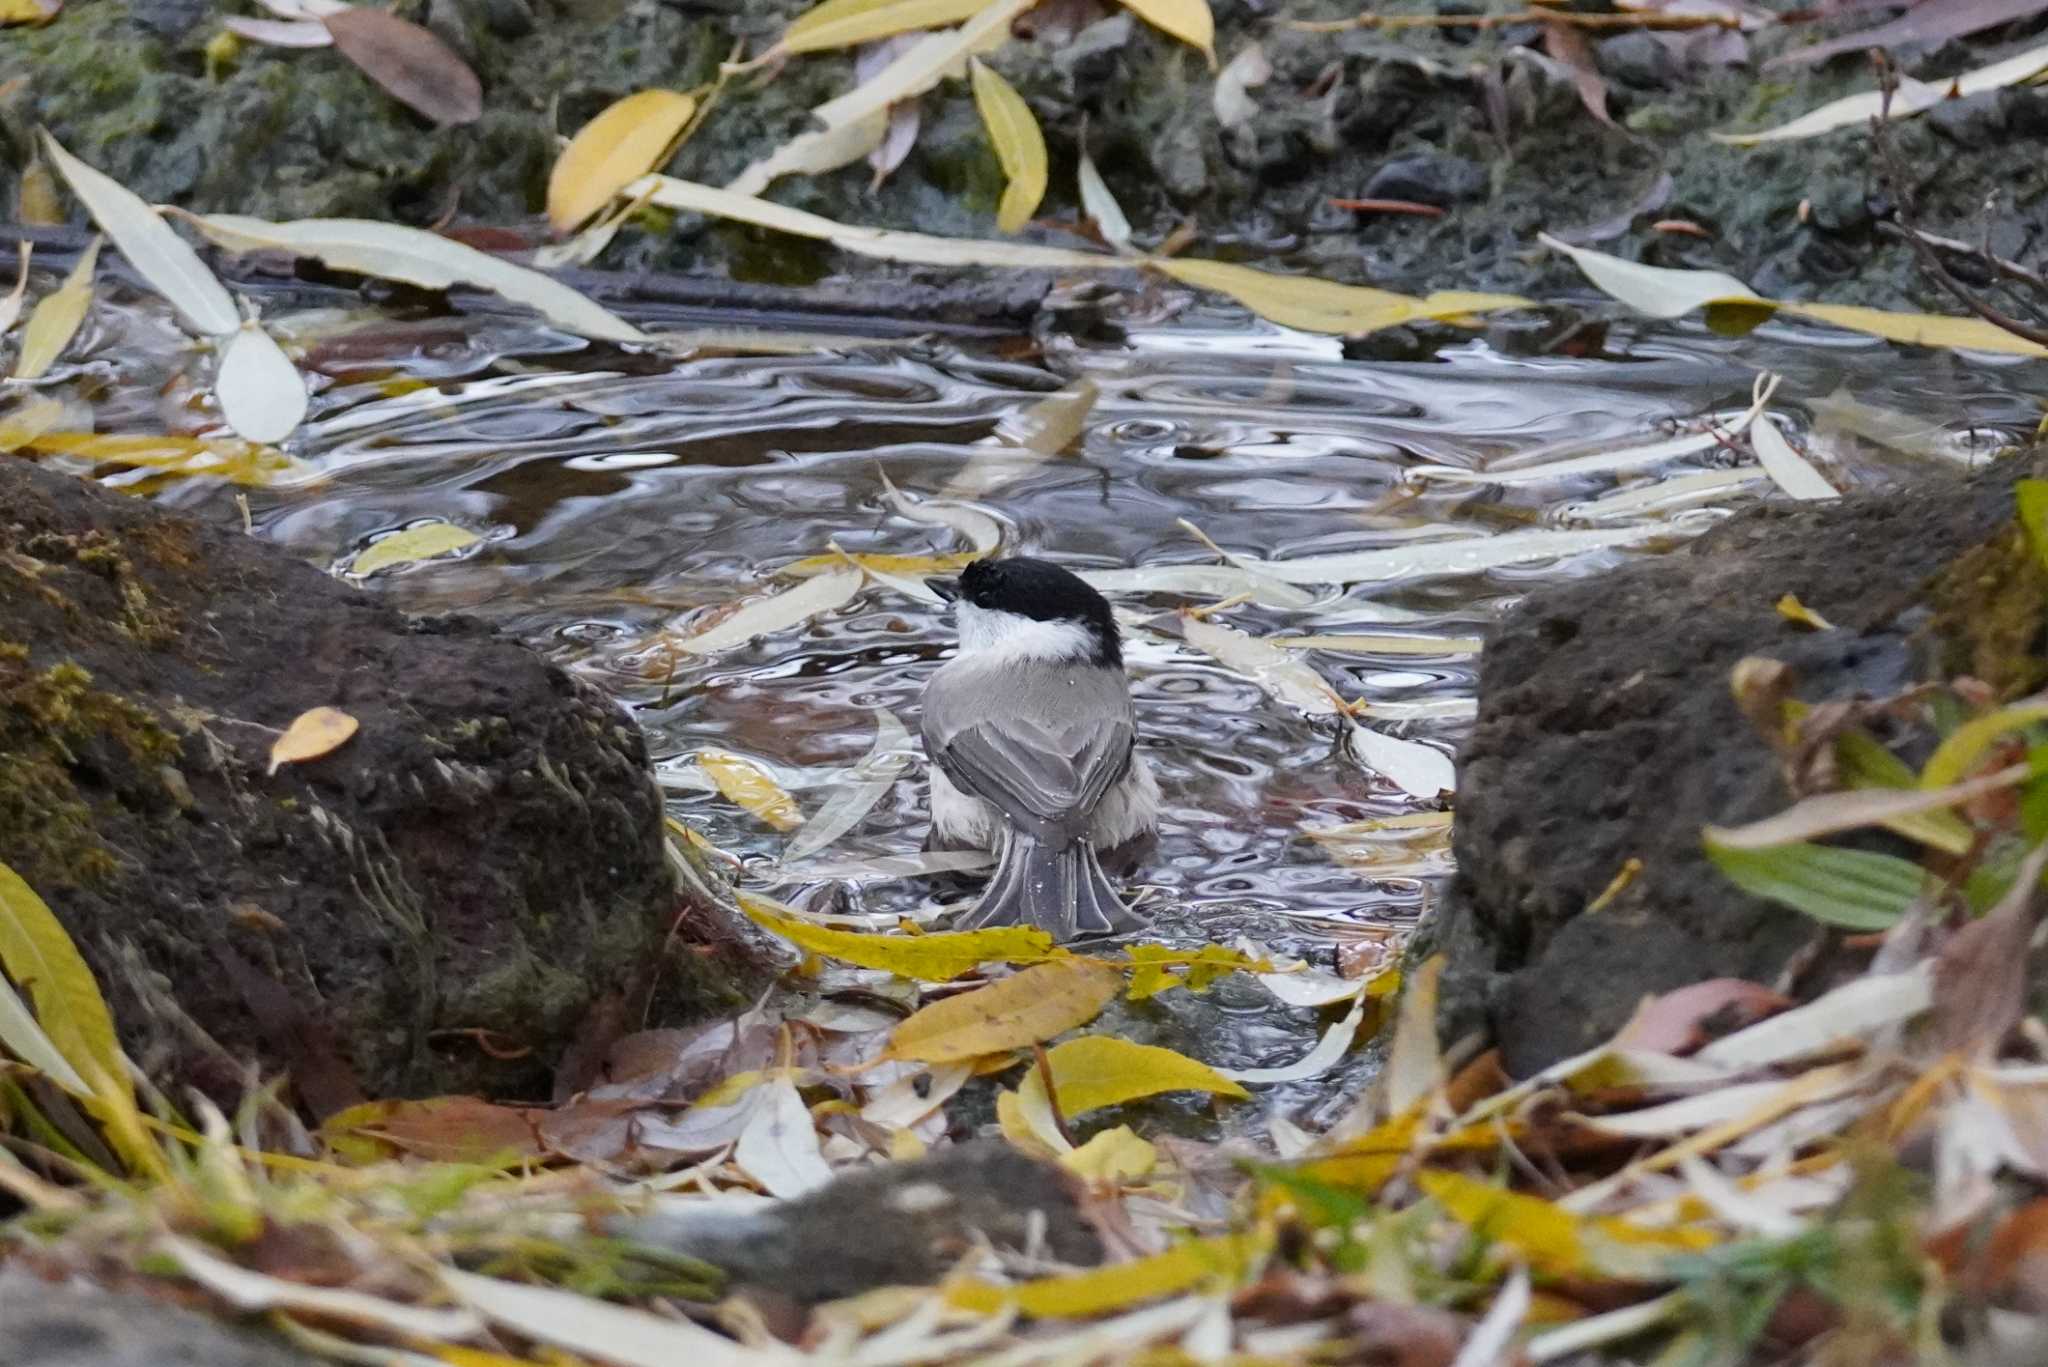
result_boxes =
[1541,19,1614,129]
[323,8,482,127]
[1615,978,1794,1056]
[326,1096,546,1162]
[1930,842,2048,1057]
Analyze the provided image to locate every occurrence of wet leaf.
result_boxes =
[1243,525,1663,586]
[1749,413,1836,501]
[1122,943,1273,1000]
[1021,1034,1249,1119]
[344,520,482,578]
[880,473,1003,551]
[0,860,115,1097]
[813,0,1038,131]
[39,133,239,336]
[1077,148,1132,252]
[268,707,360,775]
[1715,40,2048,144]
[1412,384,1772,486]
[23,430,300,486]
[1769,0,2048,70]
[0,240,30,336]
[880,959,1123,1062]
[216,320,308,444]
[1154,258,1528,336]
[548,90,697,232]
[1219,993,1368,1084]
[1061,1124,1156,1181]
[0,0,59,25]
[650,567,864,661]
[1119,0,1215,63]
[1345,719,1456,800]
[738,889,1059,979]
[1704,837,1924,929]
[699,750,804,832]
[993,376,1098,456]
[183,212,647,342]
[970,59,1046,233]
[782,709,912,861]
[733,1076,833,1196]
[1278,633,1484,656]
[778,0,988,54]
[1453,1265,1530,1367]
[1540,231,1759,319]
[947,1233,1261,1318]
[12,236,98,380]
[1179,613,1341,716]
[323,7,482,126]
[727,110,888,198]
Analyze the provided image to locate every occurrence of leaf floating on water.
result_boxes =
[969,59,1047,234]
[777,0,989,54]
[1345,719,1456,799]
[12,235,98,380]
[322,6,482,126]
[268,706,360,775]
[24,431,301,486]
[0,859,125,1098]
[182,212,648,343]
[1539,231,1759,321]
[1714,40,2048,145]
[699,750,805,832]
[0,397,66,453]
[782,709,913,862]
[655,566,864,660]
[879,959,1124,1063]
[991,376,1099,457]
[1154,257,1530,336]
[215,320,308,444]
[1219,993,1369,1084]
[39,132,240,336]
[880,472,1003,552]
[548,90,697,232]
[344,520,482,578]
[738,889,1059,979]
[1119,0,1216,63]
[1243,524,1664,587]
[1178,613,1343,717]
[1276,633,1484,656]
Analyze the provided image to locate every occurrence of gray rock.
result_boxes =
[0,1272,318,1367]
[1361,154,1486,208]
[1597,32,1680,91]
[1425,461,2029,1075]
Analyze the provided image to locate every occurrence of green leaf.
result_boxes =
[1703,838,1925,930]
[2017,479,2048,575]
[969,59,1046,234]
[0,860,125,1093]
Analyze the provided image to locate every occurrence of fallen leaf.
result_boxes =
[12,235,99,380]
[738,889,1059,979]
[970,59,1047,233]
[1707,764,2023,850]
[726,111,889,198]
[699,750,805,832]
[216,320,308,444]
[1118,0,1215,64]
[0,0,60,26]
[1345,719,1456,800]
[1750,412,1836,500]
[777,0,988,54]
[1716,40,2048,144]
[782,709,913,862]
[442,1268,766,1367]
[15,156,62,227]
[1541,19,1612,128]
[1930,841,2048,1056]
[1212,41,1269,129]
[323,6,483,126]
[1614,979,1793,1056]
[344,520,482,578]
[1921,699,2048,789]
[268,707,360,775]
[1776,594,1834,631]
[1077,146,1133,252]
[1694,962,1934,1069]
[991,376,1099,457]
[323,1096,544,1163]
[1153,257,1529,336]
[1122,943,1274,1000]
[1021,1034,1249,1119]
[221,15,332,45]
[0,859,126,1098]
[0,241,30,336]
[23,430,300,486]
[1178,613,1342,716]
[1380,953,1444,1119]
[880,958,1123,1062]
[1768,0,2048,70]
[947,1233,1261,1318]
[813,0,1038,131]
[1061,1124,1156,1182]
[733,1076,834,1196]
[170,1236,481,1340]
[1219,993,1369,1084]
[548,90,697,232]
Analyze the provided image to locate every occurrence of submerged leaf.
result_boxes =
[970,59,1047,233]
[880,959,1123,1062]
[0,860,124,1098]
[344,521,481,578]
[216,320,308,444]
[699,750,805,832]
[548,90,697,232]
[12,236,98,380]
[322,6,482,126]
[268,707,360,774]
[782,709,912,861]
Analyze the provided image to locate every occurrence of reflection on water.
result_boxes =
[81,282,2044,946]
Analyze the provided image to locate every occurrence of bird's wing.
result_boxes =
[924,666,1135,844]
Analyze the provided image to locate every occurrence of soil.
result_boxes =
[0,456,768,1104]
[1421,452,2041,1077]
[4,2,2048,314]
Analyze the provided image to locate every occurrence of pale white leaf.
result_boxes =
[727,110,891,196]
[1749,412,1837,500]
[222,15,335,45]
[1243,524,1664,586]
[812,0,1036,131]
[443,1268,786,1367]
[165,1235,482,1339]
[1079,563,1370,612]
[734,1077,834,1197]
[215,320,307,443]
[1706,762,2025,849]
[0,242,30,336]
[1539,231,1762,319]
[182,212,646,342]
[1526,1294,1684,1364]
[1345,719,1456,799]
[1675,1153,1805,1237]
[1257,967,1367,1008]
[1714,42,2048,145]
[861,1061,972,1128]
[1176,518,1317,609]
[1695,962,1935,1069]
[1213,41,1270,129]
[1179,613,1342,716]
[1450,1265,1529,1367]
[1221,993,1366,1083]
[1560,467,1764,522]
[39,132,240,337]
[1573,1076,1830,1139]
[1078,147,1132,253]
[1276,633,1483,656]
[670,567,864,657]
[881,472,1002,551]
[1412,382,1771,486]
[990,376,1098,457]
[782,709,913,861]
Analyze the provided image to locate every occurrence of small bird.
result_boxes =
[922,556,1159,938]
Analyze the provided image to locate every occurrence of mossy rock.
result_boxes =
[0,457,767,1105]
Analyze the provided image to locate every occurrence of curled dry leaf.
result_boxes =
[322,6,482,126]
[548,90,697,233]
[1212,41,1270,129]
[222,15,333,46]
[969,58,1047,234]
[267,706,361,775]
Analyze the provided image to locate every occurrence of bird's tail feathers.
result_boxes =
[956,832,1142,939]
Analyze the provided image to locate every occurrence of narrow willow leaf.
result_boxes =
[1179,613,1342,716]
[183,212,647,342]
[1693,963,1933,1069]
[1119,0,1215,63]
[0,396,66,452]
[24,430,302,486]
[880,959,1123,1062]
[1276,633,1484,656]
[1784,301,2048,358]
[38,134,238,336]
[1703,837,1925,929]
[344,520,482,578]
[444,1268,759,1367]
[1921,700,2048,790]
[268,706,360,774]
[1077,147,1133,252]
[726,110,888,197]
[1154,257,1530,336]
[969,59,1046,233]
[880,472,1002,551]
[699,750,804,832]
[1219,993,1367,1083]
[322,7,482,126]
[12,235,98,379]
[2019,479,2048,574]
[1345,719,1456,799]
[992,376,1098,456]
[1540,231,1759,319]
[0,969,86,1092]
[738,889,1059,979]
[782,709,912,861]
[221,15,332,45]
[0,861,125,1099]
[171,1236,484,1339]
[0,241,31,336]
[1244,524,1662,587]
[1749,412,1837,501]
[1707,764,2026,850]
[947,1234,1261,1318]
[779,0,988,54]
[1714,41,2048,145]
[216,320,308,444]
[812,0,1035,130]
[548,90,697,232]
[659,566,864,658]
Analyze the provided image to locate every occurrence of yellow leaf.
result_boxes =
[0,397,66,453]
[782,549,978,578]
[0,860,126,1101]
[1060,1124,1155,1182]
[1153,257,1530,337]
[1782,301,2048,360]
[969,59,1046,234]
[346,521,482,578]
[0,0,61,29]
[1417,1170,1589,1276]
[547,90,697,233]
[881,958,1122,1062]
[779,0,988,54]
[14,235,99,380]
[1021,1035,1249,1121]
[738,890,1060,980]
[268,707,360,775]
[947,1233,1262,1318]
[1775,594,1833,631]
[997,1086,1064,1156]
[1290,1111,1499,1196]
[18,157,64,227]
[1121,943,1273,1000]
[698,750,804,831]
[1118,0,1215,64]
[23,431,300,486]
[1921,700,2048,790]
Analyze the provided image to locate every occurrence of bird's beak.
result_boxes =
[926,577,960,603]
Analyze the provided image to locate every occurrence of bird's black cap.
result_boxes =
[936,556,1121,667]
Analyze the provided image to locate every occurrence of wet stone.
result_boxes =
[1597,31,1681,91]
[1360,154,1486,209]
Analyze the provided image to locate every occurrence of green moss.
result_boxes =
[1928,520,2048,699]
